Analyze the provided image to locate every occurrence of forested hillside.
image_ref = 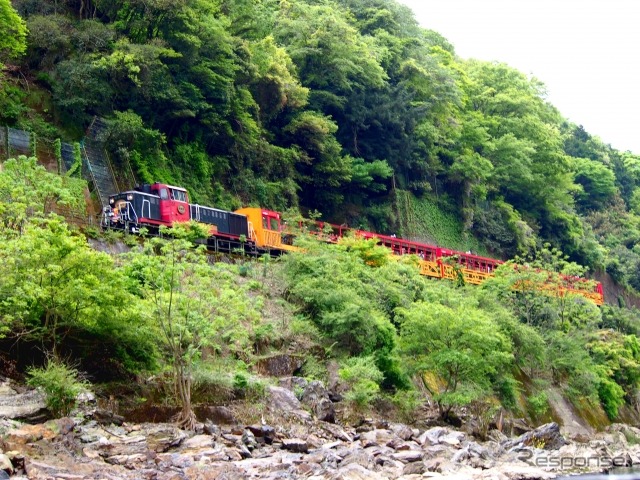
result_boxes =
[4,0,640,431]
[2,0,640,292]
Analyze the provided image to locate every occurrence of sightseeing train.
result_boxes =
[103,182,604,305]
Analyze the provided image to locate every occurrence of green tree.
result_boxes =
[587,331,640,418]
[125,225,261,429]
[27,359,89,417]
[283,111,354,209]
[0,219,146,362]
[339,355,384,410]
[0,156,85,235]
[398,300,513,417]
[571,157,617,210]
[0,0,27,63]
[484,247,601,330]
[282,237,413,387]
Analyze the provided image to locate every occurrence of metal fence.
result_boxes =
[60,142,76,172]
[0,126,33,159]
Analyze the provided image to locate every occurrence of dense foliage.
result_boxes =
[283,236,640,420]
[1,157,640,427]
[2,0,640,427]
[0,0,638,292]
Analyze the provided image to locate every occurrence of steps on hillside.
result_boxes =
[82,118,119,207]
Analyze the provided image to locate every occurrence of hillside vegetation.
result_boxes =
[2,157,640,429]
[1,0,639,293]
[2,0,640,427]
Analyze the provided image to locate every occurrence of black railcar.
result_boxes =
[189,204,249,239]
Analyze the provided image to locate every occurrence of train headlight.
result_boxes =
[127,194,133,201]
[109,198,114,204]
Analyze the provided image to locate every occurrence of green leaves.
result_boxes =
[571,157,617,210]
[27,359,89,417]
[0,156,85,234]
[0,0,27,63]
[124,226,263,426]
[398,301,513,413]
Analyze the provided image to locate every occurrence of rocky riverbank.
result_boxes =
[2,377,640,479]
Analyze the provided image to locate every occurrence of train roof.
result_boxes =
[111,190,159,198]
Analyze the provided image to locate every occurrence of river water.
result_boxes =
[558,470,640,479]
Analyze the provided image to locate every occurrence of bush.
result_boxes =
[528,391,550,418]
[339,356,384,409]
[597,375,625,420]
[233,371,267,400]
[390,389,422,423]
[27,359,89,417]
[192,365,235,403]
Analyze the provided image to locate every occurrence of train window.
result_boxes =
[160,188,169,200]
[270,218,279,230]
[263,216,268,229]
[171,190,186,202]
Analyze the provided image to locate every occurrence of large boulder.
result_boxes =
[301,381,335,423]
[503,422,567,451]
[256,355,304,377]
[196,405,238,425]
[266,386,311,420]
[0,384,47,423]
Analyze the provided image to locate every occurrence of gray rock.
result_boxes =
[90,408,125,426]
[390,450,423,463]
[441,431,465,446]
[316,397,336,423]
[256,354,304,377]
[181,434,214,450]
[301,380,336,423]
[0,454,12,475]
[361,429,394,447]
[341,450,375,470]
[242,429,257,450]
[278,376,308,391]
[391,423,414,441]
[0,388,47,422]
[238,444,252,458]
[197,405,238,425]
[246,424,277,444]
[331,463,385,480]
[321,422,354,442]
[282,438,308,453]
[267,386,311,420]
[418,426,448,446]
[104,453,148,466]
[502,422,567,451]
[452,446,471,463]
[487,429,508,443]
[402,461,425,475]
[388,439,420,451]
[424,456,446,472]
[142,424,188,452]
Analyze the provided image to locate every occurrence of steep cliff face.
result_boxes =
[512,369,639,438]
[544,388,597,439]
[597,270,640,309]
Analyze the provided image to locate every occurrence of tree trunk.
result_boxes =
[173,362,197,430]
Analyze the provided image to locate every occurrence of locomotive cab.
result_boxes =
[147,183,190,225]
